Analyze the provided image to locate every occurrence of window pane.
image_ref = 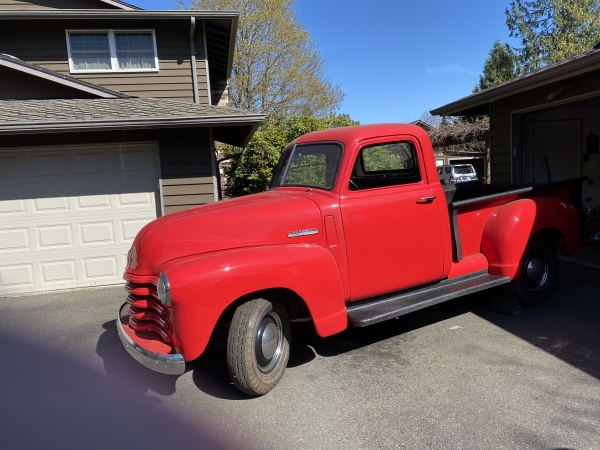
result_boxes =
[116,51,156,69]
[115,32,156,69]
[70,33,109,51]
[363,143,416,173]
[69,33,110,71]
[72,52,111,70]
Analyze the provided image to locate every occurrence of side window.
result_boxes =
[349,142,421,190]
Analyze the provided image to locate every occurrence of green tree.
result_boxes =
[188,0,344,117]
[475,40,518,92]
[506,0,600,73]
[224,114,358,197]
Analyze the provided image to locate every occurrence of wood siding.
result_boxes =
[0,0,122,9]
[159,128,215,214]
[0,65,98,99]
[489,70,600,182]
[0,20,209,103]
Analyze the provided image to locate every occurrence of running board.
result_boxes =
[346,271,511,327]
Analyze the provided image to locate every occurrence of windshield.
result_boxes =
[270,143,342,190]
[454,165,475,174]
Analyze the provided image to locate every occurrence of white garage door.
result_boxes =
[0,142,160,296]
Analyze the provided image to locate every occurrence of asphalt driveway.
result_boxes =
[1,260,599,449]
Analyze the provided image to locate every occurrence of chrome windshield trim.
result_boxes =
[117,303,185,375]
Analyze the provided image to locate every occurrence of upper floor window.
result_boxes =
[66,30,159,73]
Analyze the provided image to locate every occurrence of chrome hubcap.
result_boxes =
[524,255,548,291]
[255,313,283,372]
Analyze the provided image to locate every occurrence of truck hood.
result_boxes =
[127,190,323,275]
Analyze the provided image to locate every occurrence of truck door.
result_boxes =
[340,138,445,300]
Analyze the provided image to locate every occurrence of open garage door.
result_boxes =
[0,142,160,296]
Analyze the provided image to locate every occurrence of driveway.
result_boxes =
[1,260,599,449]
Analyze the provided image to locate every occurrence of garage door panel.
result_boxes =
[36,224,74,249]
[79,221,116,246]
[74,150,110,175]
[0,199,27,215]
[0,154,22,179]
[40,260,77,283]
[0,142,161,295]
[29,152,68,178]
[0,227,30,252]
[0,264,35,288]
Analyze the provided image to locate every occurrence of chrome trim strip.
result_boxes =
[117,303,185,376]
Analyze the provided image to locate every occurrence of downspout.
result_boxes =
[189,17,199,104]
[202,20,212,105]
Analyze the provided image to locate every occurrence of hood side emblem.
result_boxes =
[288,228,319,238]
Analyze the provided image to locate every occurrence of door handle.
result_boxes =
[416,196,436,204]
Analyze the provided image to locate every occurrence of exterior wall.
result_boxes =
[0,65,98,99]
[0,128,217,214]
[158,128,216,214]
[0,0,120,10]
[489,69,600,183]
[0,20,209,103]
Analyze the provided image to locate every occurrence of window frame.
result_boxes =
[66,29,159,74]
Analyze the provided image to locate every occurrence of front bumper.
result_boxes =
[117,303,185,375]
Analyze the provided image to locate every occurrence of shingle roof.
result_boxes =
[0,98,264,147]
[0,54,129,99]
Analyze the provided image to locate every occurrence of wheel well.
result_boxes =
[210,288,310,346]
[531,228,564,252]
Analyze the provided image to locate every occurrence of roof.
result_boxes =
[0,98,264,147]
[0,53,129,99]
[0,10,239,84]
[98,0,140,9]
[431,46,600,116]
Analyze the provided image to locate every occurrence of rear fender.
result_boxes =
[481,197,580,279]
[481,199,537,279]
[161,245,348,361]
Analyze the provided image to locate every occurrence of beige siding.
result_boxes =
[489,102,512,182]
[0,0,121,9]
[159,129,215,214]
[0,21,209,103]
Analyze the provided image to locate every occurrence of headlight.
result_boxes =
[157,272,171,306]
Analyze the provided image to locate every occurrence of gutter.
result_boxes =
[0,115,265,135]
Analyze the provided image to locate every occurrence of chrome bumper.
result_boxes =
[117,303,185,375]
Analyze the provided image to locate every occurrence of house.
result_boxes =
[431,45,600,212]
[0,0,264,295]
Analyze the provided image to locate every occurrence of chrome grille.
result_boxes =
[125,281,172,344]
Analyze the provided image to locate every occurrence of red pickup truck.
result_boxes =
[117,124,580,395]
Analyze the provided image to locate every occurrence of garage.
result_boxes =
[0,142,160,295]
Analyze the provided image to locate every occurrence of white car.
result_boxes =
[438,164,478,184]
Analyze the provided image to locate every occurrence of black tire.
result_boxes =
[227,298,291,395]
[507,235,558,307]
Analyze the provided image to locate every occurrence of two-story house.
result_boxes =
[0,0,264,295]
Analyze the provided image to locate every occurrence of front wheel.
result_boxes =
[507,236,558,307]
[227,298,291,395]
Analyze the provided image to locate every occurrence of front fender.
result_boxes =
[481,197,579,279]
[160,245,348,361]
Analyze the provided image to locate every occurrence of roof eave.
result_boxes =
[0,10,240,20]
[0,114,265,147]
[431,51,600,116]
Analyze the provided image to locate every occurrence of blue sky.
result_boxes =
[131,0,515,124]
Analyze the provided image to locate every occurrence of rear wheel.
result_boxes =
[227,298,291,395]
[507,236,558,307]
